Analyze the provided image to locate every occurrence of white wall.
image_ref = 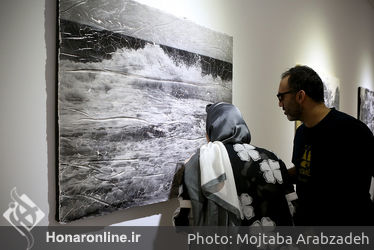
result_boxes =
[1,0,48,224]
[1,0,373,226]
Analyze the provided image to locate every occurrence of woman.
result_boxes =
[174,102,295,226]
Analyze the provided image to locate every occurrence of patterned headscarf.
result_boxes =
[205,102,251,144]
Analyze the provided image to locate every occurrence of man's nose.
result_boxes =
[278,99,283,108]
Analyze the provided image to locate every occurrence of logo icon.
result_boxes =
[3,187,45,250]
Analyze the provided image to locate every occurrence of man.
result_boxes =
[277,65,374,225]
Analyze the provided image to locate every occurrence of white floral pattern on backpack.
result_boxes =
[251,217,276,227]
[234,144,283,184]
[233,143,261,162]
[259,159,283,184]
[239,193,255,220]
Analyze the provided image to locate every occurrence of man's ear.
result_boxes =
[296,90,306,104]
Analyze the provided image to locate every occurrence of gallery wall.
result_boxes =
[1,0,373,226]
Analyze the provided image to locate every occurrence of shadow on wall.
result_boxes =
[45,0,179,227]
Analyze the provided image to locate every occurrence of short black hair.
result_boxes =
[281,65,324,103]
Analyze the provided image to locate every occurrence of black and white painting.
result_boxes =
[57,0,232,222]
[320,72,340,109]
[358,86,374,200]
[358,87,374,133]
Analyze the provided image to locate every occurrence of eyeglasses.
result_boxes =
[276,90,295,101]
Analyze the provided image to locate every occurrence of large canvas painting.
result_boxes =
[57,0,232,222]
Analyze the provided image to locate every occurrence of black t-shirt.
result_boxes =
[292,108,374,225]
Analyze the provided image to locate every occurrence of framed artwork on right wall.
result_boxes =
[357,86,374,200]
[358,87,374,133]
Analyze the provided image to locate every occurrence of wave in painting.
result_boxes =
[58,20,232,222]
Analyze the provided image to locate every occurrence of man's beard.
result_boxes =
[285,104,302,121]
